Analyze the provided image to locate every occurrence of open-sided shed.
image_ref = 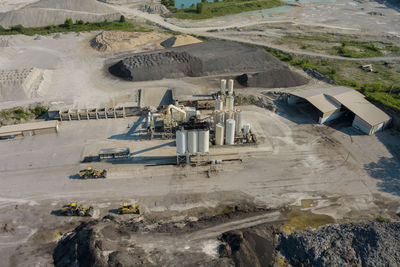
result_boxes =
[287,86,391,135]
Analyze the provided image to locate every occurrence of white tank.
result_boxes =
[198,130,209,153]
[228,79,234,96]
[221,79,226,95]
[214,110,224,129]
[176,130,187,155]
[225,95,234,111]
[215,98,224,111]
[225,119,235,145]
[244,123,251,134]
[234,109,242,135]
[215,123,224,145]
[187,131,198,153]
[224,111,233,125]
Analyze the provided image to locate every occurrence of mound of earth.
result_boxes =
[0,68,51,101]
[161,35,202,48]
[218,225,280,267]
[91,31,168,52]
[279,221,400,266]
[109,40,308,88]
[0,0,120,28]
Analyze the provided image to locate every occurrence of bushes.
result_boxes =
[169,0,283,19]
[0,18,150,36]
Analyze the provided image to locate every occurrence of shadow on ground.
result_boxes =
[364,130,400,196]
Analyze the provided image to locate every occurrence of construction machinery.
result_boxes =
[79,167,107,179]
[117,202,141,214]
[61,202,94,217]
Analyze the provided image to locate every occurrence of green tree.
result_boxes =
[64,18,73,28]
[10,24,24,33]
[76,19,84,25]
[196,2,203,13]
[119,15,126,23]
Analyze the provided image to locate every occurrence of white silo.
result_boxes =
[198,130,209,153]
[176,130,187,155]
[225,119,235,145]
[228,79,234,96]
[215,98,223,111]
[225,95,234,111]
[187,131,198,153]
[214,110,224,129]
[215,123,224,145]
[224,111,234,125]
[244,123,251,134]
[220,79,226,95]
[234,109,242,135]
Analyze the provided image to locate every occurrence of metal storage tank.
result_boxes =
[234,109,242,135]
[187,131,198,153]
[221,79,226,95]
[228,79,234,95]
[215,98,223,111]
[244,123,251,134]
[198,130,209,153]
[226,119,235,145]
[215,123,224,145]
[224,111,234,125]
[226,95,234,111]
[214,110,224,129]
[176,130,187,155]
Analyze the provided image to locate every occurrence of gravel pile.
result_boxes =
[279,221,400,267]
[108,40,309,88]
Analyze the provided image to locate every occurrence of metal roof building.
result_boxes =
[287,86,391,135]
[0,120,59,139]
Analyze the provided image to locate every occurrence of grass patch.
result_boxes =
[277,35,400,58]
[163,0,284,20]
[266,47,400,112]
[0,106,48,124]
[281,207,335,234]
[0,17,150,36]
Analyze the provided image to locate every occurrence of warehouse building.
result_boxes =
[0,121,59,140]
[287,86,391,135]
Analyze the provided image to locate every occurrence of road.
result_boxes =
[106,4,400,62]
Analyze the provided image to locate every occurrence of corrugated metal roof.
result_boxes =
[0,120,58,136]
[333,90,390,126]
[290,86,390,126]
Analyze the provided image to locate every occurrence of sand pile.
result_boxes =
[0,0,120,28]
[0,68,50,101]
[279,221,400,266]
[91,31,169,52]
[160,34,202,48]
[109,40,308,88]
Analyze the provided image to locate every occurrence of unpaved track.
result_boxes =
[106,5,400,62]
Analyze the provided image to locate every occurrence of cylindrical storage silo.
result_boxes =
[220,79,226,95]
[228,79,234,96]
[214,110,225,127]
[215,98,223,111]
[244,123,251,134]
[187,131,198,153]
[234,109,242,135]
[176,130,187,155]
[215,123,224,145]
[225,95,234,111]
[225,119,235,145]
[224,111,234,125]
[198,130,209,153]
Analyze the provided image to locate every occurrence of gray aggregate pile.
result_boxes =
[279,221,400,267]
[109,40,309,88]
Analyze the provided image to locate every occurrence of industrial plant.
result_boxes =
[1,0,400,266]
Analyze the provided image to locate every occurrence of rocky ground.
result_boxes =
[279,221,400,266]
[108,40,309,87]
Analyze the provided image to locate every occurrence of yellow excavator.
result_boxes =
[61,202,94,217]
[117,202,141,214]
[79,167,107,179]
